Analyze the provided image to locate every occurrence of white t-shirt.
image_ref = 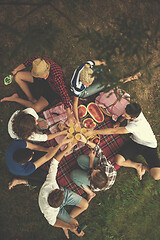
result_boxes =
[8,108,48,142]
[125,112,157,148]
[38,158,59,226]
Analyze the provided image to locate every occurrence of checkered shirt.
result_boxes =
[89,144,117,192]
[23,56,71,109]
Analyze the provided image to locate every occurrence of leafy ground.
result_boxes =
[0,1,160,240]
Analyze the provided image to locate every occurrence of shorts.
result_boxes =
[119,139,160,169]
[57,187,82,223]
[28,77,61,104]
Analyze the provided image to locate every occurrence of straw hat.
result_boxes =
[31,58,50,78]
[80,64,95,84]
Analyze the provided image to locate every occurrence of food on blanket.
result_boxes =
[87,102,104,123]
[68,121,74,128]
[83,118,96,129]
[75,126,81,132]
[78,105,87,118]
[87,134,100,144]
[75,133,81,140]
[99,107,112,117]
[92,135,100,144]
[81,128,87,134]
[69,127,74,134]
[58,122,67,131]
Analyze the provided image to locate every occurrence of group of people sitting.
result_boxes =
[1,56,160,239]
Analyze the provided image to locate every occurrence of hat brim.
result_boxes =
[31,62,50,78]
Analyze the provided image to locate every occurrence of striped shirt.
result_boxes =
[70,60,95,97]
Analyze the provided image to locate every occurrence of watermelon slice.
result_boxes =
[87,102,104,123]
[78,105,87,118]
[83,118,96,129]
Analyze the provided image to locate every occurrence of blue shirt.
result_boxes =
[6,140,36,176]
[70,60,95,97]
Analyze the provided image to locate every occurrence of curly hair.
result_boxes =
[12,110,38,139]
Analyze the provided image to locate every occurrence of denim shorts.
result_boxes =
[57,187,82,223]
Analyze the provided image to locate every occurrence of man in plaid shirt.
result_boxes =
[1,56,74,123]
[70,139,117,202]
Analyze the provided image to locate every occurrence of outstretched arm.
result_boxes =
[47,129,68,141]
[85,127,130,137]
[73,96,80,124]
[33,137,72,169]
[26,141,49,152]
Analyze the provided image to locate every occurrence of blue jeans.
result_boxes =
[57,187,82,223]
[70,155,99,189]
[79,81,104,98]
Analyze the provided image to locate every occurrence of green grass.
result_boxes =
[0,1,160,240]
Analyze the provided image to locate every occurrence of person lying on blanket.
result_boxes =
[38,141,88,239]
[1,56,75,123]
[8,107,67,142]
[70,135,117,202]
[70,60,106,125]
[85,102,160,181]
[7,136,71,190]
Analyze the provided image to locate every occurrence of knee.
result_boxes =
[150,168,160,181]
[77,155,89,167]
[82,199,89,210]
[14,72,22,83]
[152,173,160,181]
[70,170,77,181]
[114,154,125,166]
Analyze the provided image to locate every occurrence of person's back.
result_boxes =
[6,140,35,176]
[125,111,157,148]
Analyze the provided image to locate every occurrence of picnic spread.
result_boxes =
[42,95,128,195]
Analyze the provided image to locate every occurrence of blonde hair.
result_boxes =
[80,64,94,84]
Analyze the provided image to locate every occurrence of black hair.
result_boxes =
[13,148,33,164]
[125,102,141,118]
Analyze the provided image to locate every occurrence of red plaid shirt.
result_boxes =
[23,56,71,109]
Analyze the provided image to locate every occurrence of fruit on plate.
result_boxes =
[83,118,96,129]
[87,102,104,123]
[87,134,100,144]
[78,105,87,118]
[99,107,112,117]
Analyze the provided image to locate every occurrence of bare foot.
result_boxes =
[87,192,96,202]
[137,163,145,180]
[1,93,19,102]
[63,228,69,239]
[8,179,27,190]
